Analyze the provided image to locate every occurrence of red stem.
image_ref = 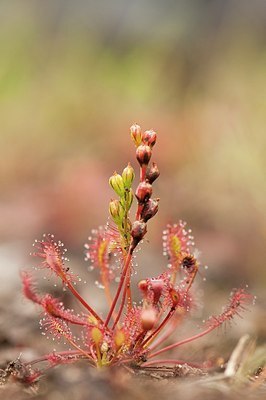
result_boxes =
[112,268,131,329]
[142,307,176,347]
[65,319,89,327]
[140,165,147,182]
[148,319,180,351]
[148,325,214,359]
[135,165,147,220]
[185,266,198,293]
[66,281,104,325]
[104,248,133,328]
[126,272,132,312]
[102,271,113,306]
[136,204,144,221]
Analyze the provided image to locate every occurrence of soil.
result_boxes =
[0,270,265,400]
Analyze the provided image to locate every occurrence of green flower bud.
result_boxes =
[109,172,125,197]
[122,163,135,189]
[127,188,134,209]
[109,199,124,225]
[120,188,133,212]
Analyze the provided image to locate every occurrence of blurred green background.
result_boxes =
[0,0,265,342]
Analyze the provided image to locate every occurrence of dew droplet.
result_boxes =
[95,280,105,289]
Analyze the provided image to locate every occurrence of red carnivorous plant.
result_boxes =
[1,124,252,386]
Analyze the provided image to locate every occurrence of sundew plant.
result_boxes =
[1,125,252,386]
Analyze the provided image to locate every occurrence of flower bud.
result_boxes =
[135,181,152,204]
[121,217,132,233]
[146,162,160,184]
[141,198,159,222]
[109,172,125,197]
[122,163,135,189]
[109,199,124,225]
[130,123,142,147]
[120,188,134,211]
[142,129,157,148]
[141,307,157,331]
[127,188,134,209]
[149,278,164,305]
[136,145,152,167]
[138,279,148,293]
[131,220,147,249]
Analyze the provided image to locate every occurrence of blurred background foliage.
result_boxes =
[0,0,265,342]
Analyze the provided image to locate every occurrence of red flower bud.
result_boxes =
[141,307,157,331]
[146,162,160,184]
[136,145,152,167]
[131,220,147,250]
[149,278,164,306]
[138,279,148,293]
[142,129,157,148]
[141,198,159,222]
[135,182,152,204]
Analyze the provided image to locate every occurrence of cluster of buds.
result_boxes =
[130,124,160,250]
[109,164,135,249]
